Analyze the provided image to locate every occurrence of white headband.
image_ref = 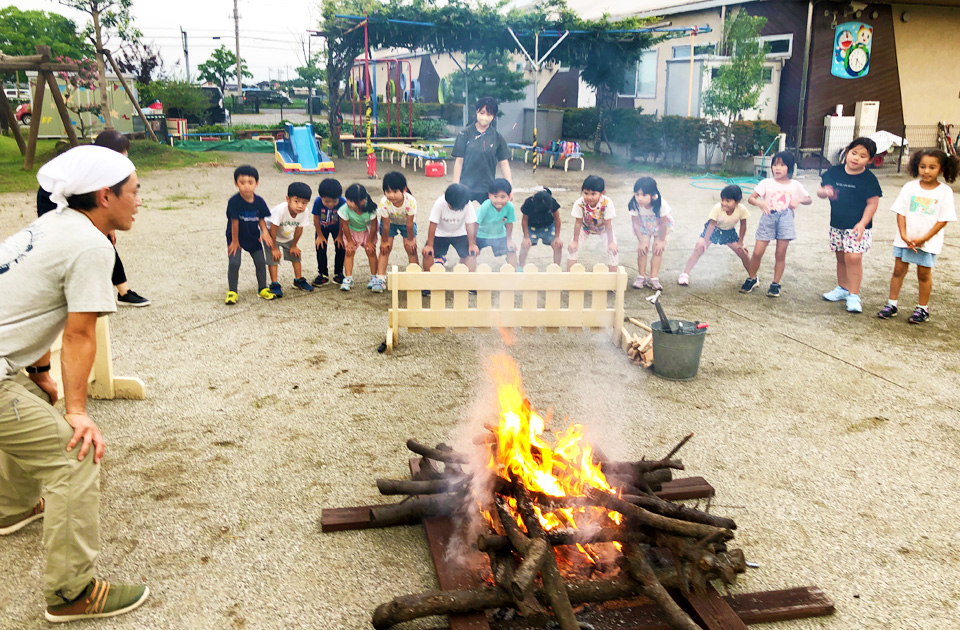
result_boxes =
[37,145,135,214]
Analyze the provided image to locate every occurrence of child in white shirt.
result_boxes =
[422,184,478,271]
[265,182,314,297]
[568,175,618,272]
[877,149,959,323]
[374,171,418,293]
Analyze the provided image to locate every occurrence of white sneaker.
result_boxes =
[340,276,353,291]
[632,276,645,289]
[678,273,690,286]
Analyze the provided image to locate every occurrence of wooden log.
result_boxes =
[0,89,25,154]
[624,494,736,530]
[412,457,444,480]
[477,527,649,553]
[492,499,547,602]
[486,549,548,626]
[584,486,732,541]
[369,492,463,527]
[513,483,580,630]
[406,439,469,464]
[629,317,654,332]
[375,478,464,495]
[371,568,744,629]
[620,545,702,630]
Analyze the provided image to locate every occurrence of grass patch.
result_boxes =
[0,135,225,194]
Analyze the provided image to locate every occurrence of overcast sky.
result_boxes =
[6,0,321,83]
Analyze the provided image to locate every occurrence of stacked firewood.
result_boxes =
[626,317,654,368]
[370,436,745,630]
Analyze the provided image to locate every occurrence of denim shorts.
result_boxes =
[528,223,556,245]
[893,246,936,268]
[388,223,417,239]
[700,221,739,245]
[476,236,509,256]
[755,209,796,241]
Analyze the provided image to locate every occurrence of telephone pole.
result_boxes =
[233,0,242,97]
[180,27,189,82]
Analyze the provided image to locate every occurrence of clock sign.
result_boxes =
[832,22,873,79]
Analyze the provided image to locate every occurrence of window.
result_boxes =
[760,34,793,58]
[672,43,717,59]
[761,67,774,83]
[620,49,658,98]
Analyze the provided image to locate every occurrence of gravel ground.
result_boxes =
[1,149,958,630]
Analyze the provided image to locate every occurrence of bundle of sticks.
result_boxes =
[371,435,745,630]
[626,317,654,368]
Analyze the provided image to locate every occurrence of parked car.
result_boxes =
[15,103,31,126]
[243,88,292,105]
[167,86,231,126]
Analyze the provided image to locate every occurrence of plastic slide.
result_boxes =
[275,123,335,174]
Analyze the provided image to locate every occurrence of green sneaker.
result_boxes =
[46,579,149,623]
[0,499,44,535]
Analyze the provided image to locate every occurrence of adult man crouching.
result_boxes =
[0,145,149,623]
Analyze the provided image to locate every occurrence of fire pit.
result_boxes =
[322,354,834,629]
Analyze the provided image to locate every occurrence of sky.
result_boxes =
[6,0,321,83]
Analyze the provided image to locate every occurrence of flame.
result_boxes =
[486,354,622,536]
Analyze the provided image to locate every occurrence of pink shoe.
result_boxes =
[677,273,690,286]
[632,276,645,289]
[647,277,663,291]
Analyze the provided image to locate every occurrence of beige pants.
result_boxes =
[0,373,99,606]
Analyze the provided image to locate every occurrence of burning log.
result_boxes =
[486,548,549,626]
[584,486,733,541]
[492,499,551,601]
[512,482,581,630]
[477,528,650,553]
[371,560,747,629]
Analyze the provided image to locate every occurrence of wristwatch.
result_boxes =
[26,364,51,374]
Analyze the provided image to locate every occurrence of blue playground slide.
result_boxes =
[275,123,335,173]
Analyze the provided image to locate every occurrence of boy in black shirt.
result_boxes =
[225,165,275,304]
[519,189,563,267]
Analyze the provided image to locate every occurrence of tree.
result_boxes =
[702,10,769,124]
[59,0,142,130]
[446,51,529,105]
[0,7,91,88]
[116,41,169,88]
[149,80,210,120]
[198,45,253,94]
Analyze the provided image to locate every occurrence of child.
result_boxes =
[740,152,812,297]
[337,184,379,291]
[628,177,671,288]
[265,182,315,297]
[225,165,275,304]
[311,178,346,286]
[519,189,563,267]
[568,175,618,272]
[375,171,418,291]
[877,149,958,323]
[818,138,883,313]
[678,185,751,286]
[422,183,479,272]
[474,178,518,267]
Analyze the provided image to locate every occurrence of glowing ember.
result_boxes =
[485,354,623,536]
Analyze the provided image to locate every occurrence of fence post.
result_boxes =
[897,125,906,174]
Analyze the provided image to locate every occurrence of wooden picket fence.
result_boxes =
[386,263,628,354]
[49,317,145,400]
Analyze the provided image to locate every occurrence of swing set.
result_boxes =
[348,57,413,138]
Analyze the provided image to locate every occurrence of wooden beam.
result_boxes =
[43,71,78,148]
[104,50,158,143]
[0,88,26,155]
[24,73,46,170]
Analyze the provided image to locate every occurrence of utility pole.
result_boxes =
[233,0,242,98]
[180,27,190,82]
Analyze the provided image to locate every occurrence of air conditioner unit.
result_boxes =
[854,101,880,137]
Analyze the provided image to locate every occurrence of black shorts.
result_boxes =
[434,235,471,259]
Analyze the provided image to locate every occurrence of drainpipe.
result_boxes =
[796,0,816,150]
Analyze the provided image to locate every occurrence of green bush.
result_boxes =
[562,108,600,139]
[730,120,781,157]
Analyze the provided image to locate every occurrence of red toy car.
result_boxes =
[15,103,31,126]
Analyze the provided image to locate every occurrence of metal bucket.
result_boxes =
[651,320,707,381]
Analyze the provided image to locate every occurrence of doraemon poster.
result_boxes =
[832,22,872,79]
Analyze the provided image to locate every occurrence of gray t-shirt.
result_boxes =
[0,208,117,379]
